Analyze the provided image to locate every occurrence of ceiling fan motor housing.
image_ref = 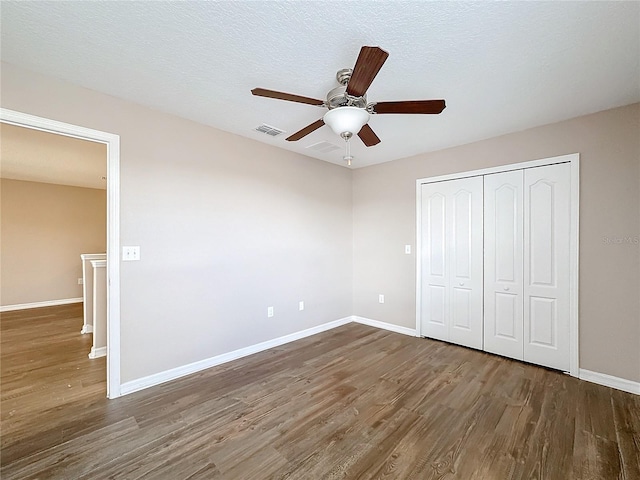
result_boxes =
[326,85,368,109]
[326,68,367,110]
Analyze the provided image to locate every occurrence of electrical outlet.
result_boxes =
[379,294,385,304]
[267,306,274,318]
[299,301,304,311]
[405,245,411,254]
[78,278,83,285]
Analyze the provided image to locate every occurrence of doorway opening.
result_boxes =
[1,108,121,398]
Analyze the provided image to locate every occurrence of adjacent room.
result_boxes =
[1,2,638,479]
[1,124,108,413]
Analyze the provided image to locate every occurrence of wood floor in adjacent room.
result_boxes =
[1,305,639,479]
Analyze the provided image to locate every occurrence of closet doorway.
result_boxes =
[416,153,579,376]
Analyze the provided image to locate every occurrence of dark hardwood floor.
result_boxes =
[1,305,639,479]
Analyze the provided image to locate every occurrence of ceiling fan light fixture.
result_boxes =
[323,107,370,136]
[252,46,445,150]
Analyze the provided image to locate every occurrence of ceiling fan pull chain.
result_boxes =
[343,132,353,166]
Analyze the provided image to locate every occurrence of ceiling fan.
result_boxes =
[251,46,446,165]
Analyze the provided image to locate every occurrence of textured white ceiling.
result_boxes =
[1,1,639,168]
[0,123,107,189]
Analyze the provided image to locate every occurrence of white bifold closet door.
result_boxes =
[483,163,571,371]
[483,170,525,361]
[420,176,483,350]
[524,163,571,371]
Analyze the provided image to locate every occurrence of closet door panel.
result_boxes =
[494,292,518,338]
[420,177,483,348]
[529,296,556,346]
[483,170,524,360]
[524,163,571,371]
[452,287,471,329]
[427,285,447,329]
[420,186,449,342]
[448,177,484,349]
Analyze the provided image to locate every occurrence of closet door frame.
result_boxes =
[416,153,580,377]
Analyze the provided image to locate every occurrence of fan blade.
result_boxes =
[286,119,325,141]
[251,88,324,106]
[373,100,446,114]
[346,46,389,97]
[357,124,381,147]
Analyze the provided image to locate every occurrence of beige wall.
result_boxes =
[1,179,107,306]
[353,103,640,383]
[1,63,353,383]
[2,62,637,387]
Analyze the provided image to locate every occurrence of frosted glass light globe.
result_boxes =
[323,107,370,136]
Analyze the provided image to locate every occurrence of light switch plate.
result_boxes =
[122,246,140,261]
[405,245,411,254]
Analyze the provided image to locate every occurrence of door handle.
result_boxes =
[504,287,510,291]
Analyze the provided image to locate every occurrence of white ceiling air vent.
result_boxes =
[306,141,341,153]
[254,124,285,137]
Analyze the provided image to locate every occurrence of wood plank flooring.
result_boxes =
[2,305,639,479]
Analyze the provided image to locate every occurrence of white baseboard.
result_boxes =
[0,297,83,312]
[579,369,640,395]
[81,324,93,334]
[352,316,417,337]
[120,316,353,396]
[88,346,107,359]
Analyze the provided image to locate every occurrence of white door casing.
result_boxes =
[483,170,524,360]
[524,163,571,371]
[420,177,484,349]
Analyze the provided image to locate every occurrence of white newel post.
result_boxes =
[80,253,106,334]
[88,259,107,359]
